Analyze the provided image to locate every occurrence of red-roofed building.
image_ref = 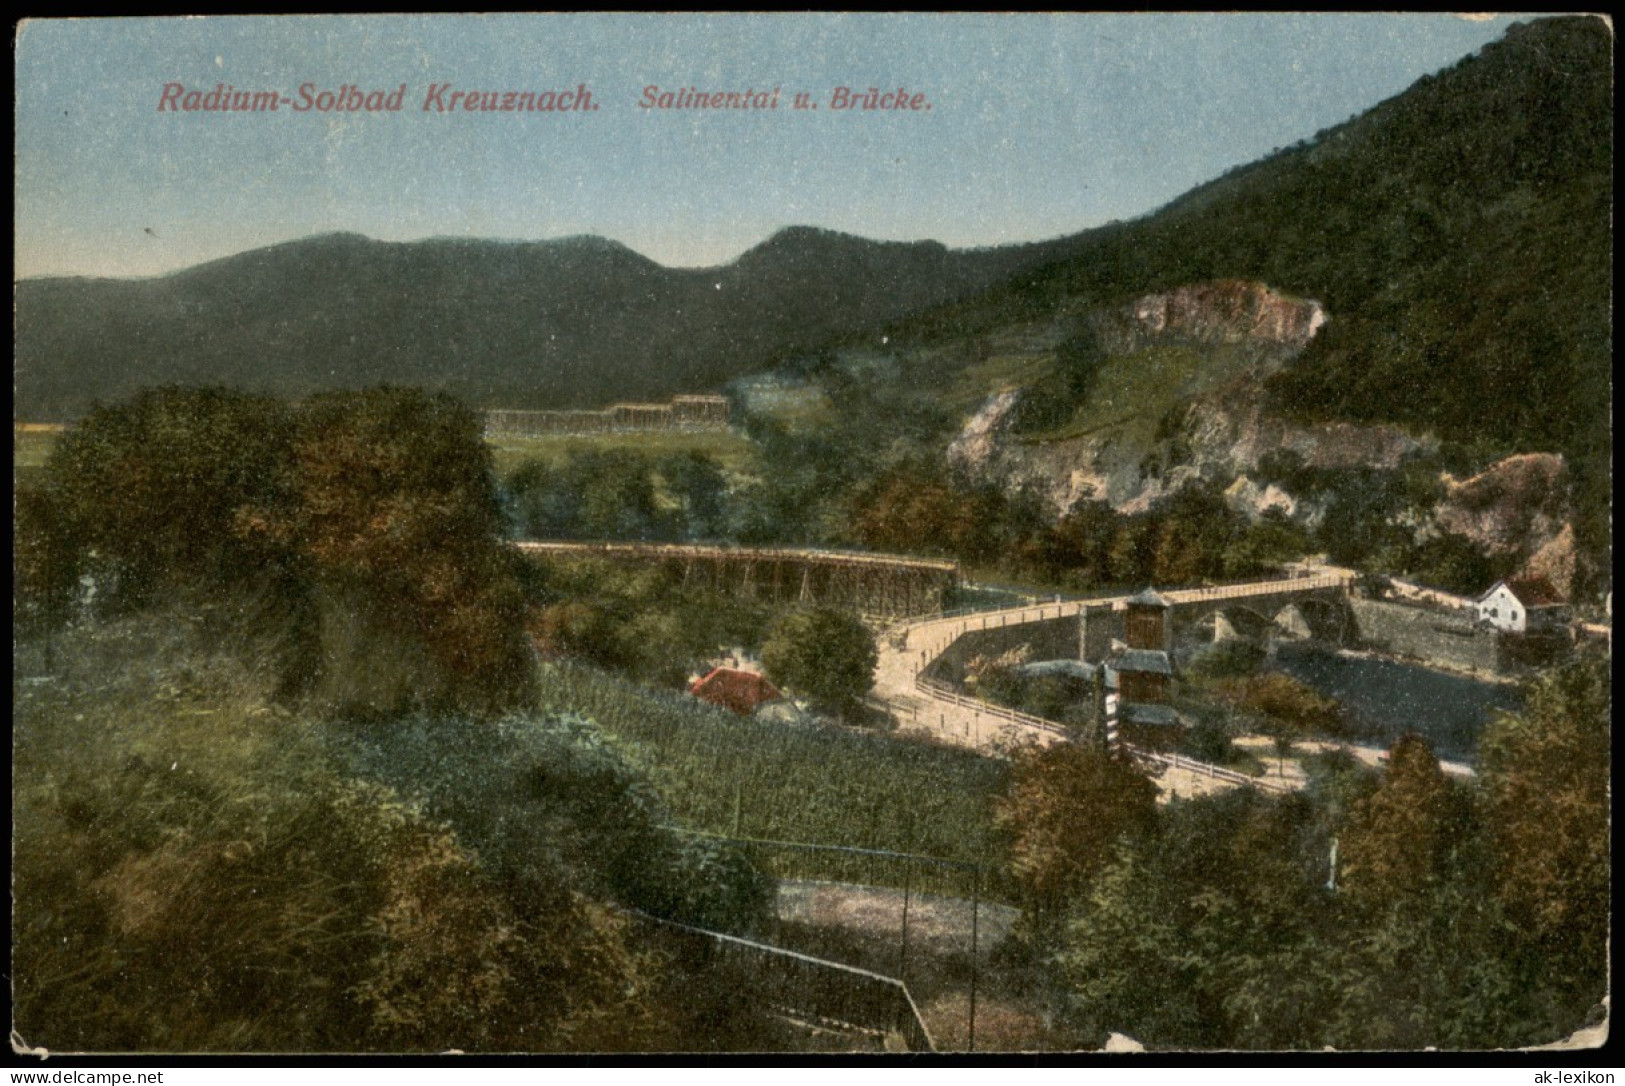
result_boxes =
[689,667,784,716]
[1475,576,1568,633]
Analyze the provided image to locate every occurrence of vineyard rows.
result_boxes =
[534,661,1012,898]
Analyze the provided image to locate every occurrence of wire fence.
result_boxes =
[673,826,1007,904]
[628,908,936,1052]
[666,828,1004,1051]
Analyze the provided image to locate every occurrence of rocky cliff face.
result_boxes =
[1095,279,1327,355]
[1434,452,1576,597]
[950,281,1430,515]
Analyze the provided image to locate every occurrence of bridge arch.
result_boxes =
[1191,605,1276,644]
[1274,597,1348,645]
[1187,598,1348,647]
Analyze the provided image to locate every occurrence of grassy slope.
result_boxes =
[13,426,61,474]
[488,428,759,477]
[1018,343,1261,447]
[942,353,1055,416]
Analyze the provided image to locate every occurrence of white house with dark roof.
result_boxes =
[1474,577,1567,634]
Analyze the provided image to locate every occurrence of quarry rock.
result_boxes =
[949,281,1433,517]
[1431,452,1576,596]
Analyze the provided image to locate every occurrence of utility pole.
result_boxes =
[968,862,980,1053]
[900,807,916,983]
[900,859,912,983]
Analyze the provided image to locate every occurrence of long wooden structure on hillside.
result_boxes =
[486,394,730,436]
[514,540,960,620]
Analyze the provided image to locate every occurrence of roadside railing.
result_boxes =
[892,571,1352,648]
[914,676,1072,741]
[1134,748,1293,792]
[1161,571,1352,605]
[631,909,936,1052]
[914,674,1289,790]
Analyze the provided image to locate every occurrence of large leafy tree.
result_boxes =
[21,385,533,715]
[657,450,730,541]
[760,607,877,717]
[995,742,1158,916]
[843,464,1012,563]
[1049,848,1205,1045]
[32,386,297,609]
[276,388,531,712]
[1477,656,1610,988]
[1049,788,1327,1049]
[1338,734,1470,908]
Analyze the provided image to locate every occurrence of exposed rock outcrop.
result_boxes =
[1224,475,1297,520]
[1097,279,1327,355]
[1435,453,1569,551]
[1516,522,1578,600]
[948,282,1433,517]
[1434,453,1574,598]
[945,388,1021,475]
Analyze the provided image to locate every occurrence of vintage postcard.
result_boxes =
[13,14,1611,1057]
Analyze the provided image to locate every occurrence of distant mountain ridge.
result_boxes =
[14,12,1611,573]
[14,225,1087,421]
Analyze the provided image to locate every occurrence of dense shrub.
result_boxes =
[1184,639,1268,681]
[761,607,878,717]
[12,613,657,1052]
[522,556,778,689]
[994,743,1158,918]
[17,386,532,717]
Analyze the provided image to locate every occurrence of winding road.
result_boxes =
[869,572,1361,800]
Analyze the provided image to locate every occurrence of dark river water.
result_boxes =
[1267,644,1523,764]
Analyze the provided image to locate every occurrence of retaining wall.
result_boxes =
[922,615,1080,685]
[1348,597,1505,675]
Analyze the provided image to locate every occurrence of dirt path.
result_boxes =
[773,879,1080,1051]
[776,879,1019,957]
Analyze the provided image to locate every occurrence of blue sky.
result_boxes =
[15,14,1528,279]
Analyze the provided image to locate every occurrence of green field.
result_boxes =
[15,423,759,481]
[13,426,63,473]
[487,428,760,477]
[535,661,1012,897]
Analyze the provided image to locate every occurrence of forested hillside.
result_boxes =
[875,16,1610,572]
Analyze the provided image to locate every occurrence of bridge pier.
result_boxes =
[1165,584,1353,654]
[1078,604,1120,662]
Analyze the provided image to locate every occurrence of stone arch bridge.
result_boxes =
[1164,578,1354,650]
[920,571,1359,686]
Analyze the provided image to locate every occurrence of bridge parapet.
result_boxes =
[1161,570,1354,606]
